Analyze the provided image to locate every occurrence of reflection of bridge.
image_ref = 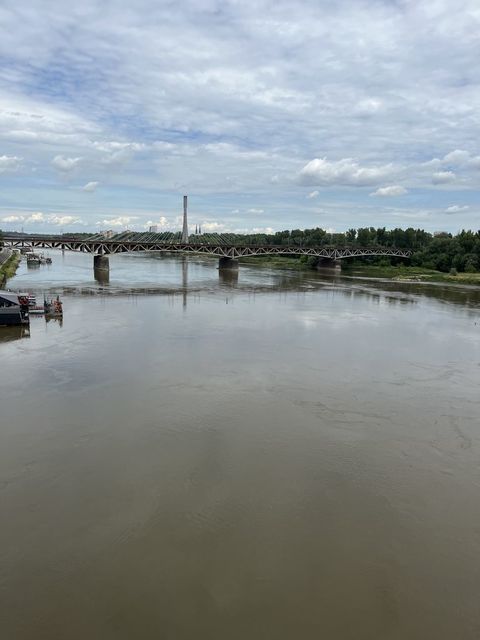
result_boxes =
[2,233,411,271]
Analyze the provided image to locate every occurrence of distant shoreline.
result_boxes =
[238,255,480,286]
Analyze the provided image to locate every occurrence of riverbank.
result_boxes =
[0,251,21,287]
[345,264,480,285]
[239,256,480,285]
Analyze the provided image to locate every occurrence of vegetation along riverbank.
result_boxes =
[239,227,480,285]
[0,251,21,287]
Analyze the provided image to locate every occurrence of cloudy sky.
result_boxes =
[1,0,480,234]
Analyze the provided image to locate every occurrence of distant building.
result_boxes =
[100,229,115,238]
[149,225,158,233]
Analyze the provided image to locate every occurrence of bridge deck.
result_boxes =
[2,234,412,260]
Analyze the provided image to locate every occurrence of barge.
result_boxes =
[0,290,30,326]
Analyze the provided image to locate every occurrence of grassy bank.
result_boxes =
[0,252,21,286]
[239,256,480,285]
[345,264,480,285]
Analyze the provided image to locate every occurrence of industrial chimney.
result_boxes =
[181,195,189,243]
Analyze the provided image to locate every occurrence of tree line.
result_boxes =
[237,227,480,273]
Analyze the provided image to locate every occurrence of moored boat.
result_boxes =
[27,253,41,267]
[44,296,63,317]
[0,290,30,326]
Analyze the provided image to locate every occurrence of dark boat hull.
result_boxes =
[0,309,29,326]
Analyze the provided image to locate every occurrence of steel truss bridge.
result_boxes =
[2,234,412,262]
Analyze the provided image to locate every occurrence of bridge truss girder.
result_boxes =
[2,237,411,260]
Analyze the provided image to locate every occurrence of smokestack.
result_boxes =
[181,195,189,243]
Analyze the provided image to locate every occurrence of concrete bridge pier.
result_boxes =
[94,266,110,284]
[218,256,239,270]
[94,254,109,272]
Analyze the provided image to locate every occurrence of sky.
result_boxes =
[1,0,480,235]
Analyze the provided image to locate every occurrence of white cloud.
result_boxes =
[445,205,470,213]
[83,181,99,192]
[250,226,274,234]
[442,149,471,165]
[432,171,456,185]
[299,157,396,186]
[26,212,45,223]
[51,155,82,172]
[143,216,169,229]
[201,221,227,233]
[95,142,145,166]
[307,190,319,199]
[247,208,264,214]
[96,216,138,227]
[1,214,24,222]
[48,215,83,226]
[370,185,408,197]
[1,211,82,226]
[0,155,22,173]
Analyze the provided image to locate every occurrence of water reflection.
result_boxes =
[219,268,239,287]
[45,315,63,327]
[6,249,480,313]
[182,256,188,308]
[94,266,110,285]
[0,325,30,343]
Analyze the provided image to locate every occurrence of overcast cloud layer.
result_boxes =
[1,0,480,233]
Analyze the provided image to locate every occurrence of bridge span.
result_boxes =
[2,233,412,272]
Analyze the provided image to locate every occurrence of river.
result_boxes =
[1,250,480,639]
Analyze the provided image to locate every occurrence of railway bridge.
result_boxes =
[2,232,412,272]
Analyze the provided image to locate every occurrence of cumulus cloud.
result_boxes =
[370,185,408,197]
[1,214,24,222]
[201,221,227,233]
[250,226,274,234]
[95,142,146,166]
[96,216,138,227]
[441,150,480,168]
[1,3,480,232]
[445,205,470,213]
[26,212,45,223]
[299,158,396,187]
[307,190,319,199]
[51,155,82,172]
[0,155,22,173]
[48,215,83,225]
[432,171,456,185]
[83,181,99,192]
[1,212,83,225]
[442,150,471,165]
[144,216,169,229]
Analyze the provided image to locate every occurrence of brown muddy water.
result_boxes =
[1,250,480,639]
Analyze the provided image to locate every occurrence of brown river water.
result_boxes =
[1,250,480,639]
